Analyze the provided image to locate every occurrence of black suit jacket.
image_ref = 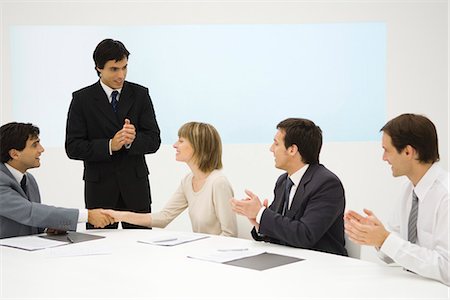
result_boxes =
[65,81,161,212]
[252,164,347,256]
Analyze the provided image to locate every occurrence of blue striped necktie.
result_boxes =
[111,90,119,113]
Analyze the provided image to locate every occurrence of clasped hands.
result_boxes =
[87,209,129,228]
[45,208,119,233]
[111,118,136,151]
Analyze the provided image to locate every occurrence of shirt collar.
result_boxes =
[99,80,122,100]
[414,163,439,202]
[288,164,310,187]
[5,163,25,184]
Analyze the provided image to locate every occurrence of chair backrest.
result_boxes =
[236,215,253,240]
[345,234,361,259]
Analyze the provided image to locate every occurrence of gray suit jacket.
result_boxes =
[0,163,79,239]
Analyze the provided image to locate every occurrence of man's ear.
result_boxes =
[8,149,20,160]
[289,144,298,156]
[404,145,417,159]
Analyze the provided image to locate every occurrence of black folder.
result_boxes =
[224,252,304,271]
[39,232,104,243]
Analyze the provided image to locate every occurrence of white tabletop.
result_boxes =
[1,229,448,299]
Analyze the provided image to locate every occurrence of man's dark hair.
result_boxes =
[93,39,130,77]
[380,113,439,163]
[277,118,322,164]
[0,122,40,163]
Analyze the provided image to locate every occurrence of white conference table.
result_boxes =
[1,228,448,299]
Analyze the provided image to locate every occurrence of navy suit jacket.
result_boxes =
[252,164,347,256]
[65,81,161,211]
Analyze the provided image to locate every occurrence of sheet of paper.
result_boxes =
[187,249,265,263]
[138,233,209,246]
[0,235,68,251]
[46,244,112,258]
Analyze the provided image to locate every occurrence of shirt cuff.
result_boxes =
[256,207,266,224]
[109,139,113,155]
[125,143,132,149]
[78,209,88,223]
[379,232,405,259]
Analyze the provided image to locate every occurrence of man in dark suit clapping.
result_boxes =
[65,39,161,229]
[231,118,347,256]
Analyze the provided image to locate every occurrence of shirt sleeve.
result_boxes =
[151,183,188,228]
[379,198,449,285]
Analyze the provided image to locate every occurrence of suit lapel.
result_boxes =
[92,82,121,126]
[0,163,28,199]
[285,164,317,217]
[116,82,136,121]
[273,174,288,214]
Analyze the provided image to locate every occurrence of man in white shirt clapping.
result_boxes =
[344,113,449,286]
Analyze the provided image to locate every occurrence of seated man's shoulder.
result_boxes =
[315,164,341,180]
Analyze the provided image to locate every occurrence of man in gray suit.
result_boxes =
[0,122,113,239]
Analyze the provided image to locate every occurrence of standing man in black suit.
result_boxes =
[65,39,161,229]
[231,118,347,255]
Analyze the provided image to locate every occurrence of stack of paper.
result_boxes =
[188,248,265,263]
[138,233,209,246]
[0,235,68,251]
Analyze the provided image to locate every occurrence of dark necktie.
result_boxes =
[282,177,294,215]
[111,90,119,113]
[20,174,27,195]
[408,190,419,244]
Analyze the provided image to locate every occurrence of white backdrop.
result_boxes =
[1,0,448,263]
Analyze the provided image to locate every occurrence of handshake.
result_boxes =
[87,209,128,228]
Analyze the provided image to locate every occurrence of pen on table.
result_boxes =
[217,248,248,252]
[67,235,75,243]
[153,238,177,243]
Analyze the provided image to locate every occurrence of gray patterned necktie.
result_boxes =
[407,190,419,243]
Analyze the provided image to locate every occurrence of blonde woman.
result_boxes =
[105,122,237,237]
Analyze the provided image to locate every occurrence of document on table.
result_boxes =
[224,252,304,271]
[187,248,265,263]
[138,233,209,246]
[39,232,105,243]
[0,235,68,251]
[46,244,112,258]
[188,249,304,270]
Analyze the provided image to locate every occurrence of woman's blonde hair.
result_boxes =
[178,122,223,173]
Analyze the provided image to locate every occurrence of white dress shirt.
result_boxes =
[379,163,449,286]
[256,164,309,223]
[5,163,88,223]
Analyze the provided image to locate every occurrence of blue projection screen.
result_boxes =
[10,23,385,145]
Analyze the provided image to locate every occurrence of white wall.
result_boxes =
[1,0,448,262]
